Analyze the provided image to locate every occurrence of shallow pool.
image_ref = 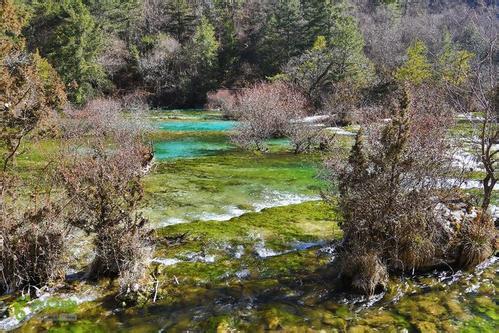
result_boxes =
[158,120,237,132]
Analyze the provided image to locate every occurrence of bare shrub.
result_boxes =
[58,98,153,301]
[0,175,70,294]
[329,87,459,294]
[230,82,311,151]
[322,81,362,126]
[205,89,240,119]
[286,124,330,154]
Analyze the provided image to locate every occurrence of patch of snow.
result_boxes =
[294,115,331,124]
[452,150,484,171]
[439,178,496,190]
[151,258,182,266]
[457,113,485,122]
[235,269,251,279]
[324,127,356,136]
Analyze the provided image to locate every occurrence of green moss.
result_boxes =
[8,295,78,323]
[155,201,339,262]
[46,321,109,333]
[459,317,497,333]
[473,296,499,321]
[414,321,438,333]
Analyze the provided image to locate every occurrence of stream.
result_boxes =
[6,109,498,332]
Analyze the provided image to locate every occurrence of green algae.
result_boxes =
[143,151,326,226]
[10,109,499,332]
[155,201,338,258]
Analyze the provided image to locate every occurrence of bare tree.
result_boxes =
[0,52,60,171]
[230,82,311,151]
[446,4,497,211]
[58,98,154,302]
[205,89,241,119]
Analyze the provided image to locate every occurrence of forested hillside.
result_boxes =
[12,0,493,107]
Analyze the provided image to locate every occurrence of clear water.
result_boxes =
[157,120,237,132]
[154,137,233,159]
[11,110,497,332]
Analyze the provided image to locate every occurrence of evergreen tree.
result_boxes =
[187,16,220,102]
[302,0,335,47]
[164,0,197,43]
[395,39,432,85]
[260,0,305,74]
[26,0,107,104]
[328,0,372,84]
[283,0,373,105]
[215,9,240,85]
[438,32,474,86]
[190,17,220,70]
[84,0,141,35]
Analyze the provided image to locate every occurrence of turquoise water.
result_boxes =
[158,120,236,132]
[12,109,498,332]
[146,110,322,225]
[154,138,233,159]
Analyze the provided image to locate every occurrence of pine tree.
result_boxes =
[27,0,107,104]
[328,0,371,84]
[283,0,372,105]
[302,0,335,47]
[395,39,432,85]
[438,32,474,86]
[186,16,220,102]
[190,17,220,69]
[261,0,305,74]
[84,0,141,35]
[164,0,197,43]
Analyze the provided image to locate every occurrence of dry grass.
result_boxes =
[459,212,496,269]
[0,176,70,294]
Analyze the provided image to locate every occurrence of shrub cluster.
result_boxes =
[329,87,496,295]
